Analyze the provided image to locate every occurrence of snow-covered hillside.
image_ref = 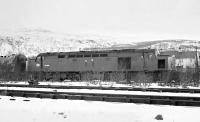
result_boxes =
[110,39,200,53]
[0,29,200,57]
[133,39,200,51]
[0,29,118,57]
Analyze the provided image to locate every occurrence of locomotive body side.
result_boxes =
[27,49,172,82]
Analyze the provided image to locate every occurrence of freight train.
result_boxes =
[26,48,180,82]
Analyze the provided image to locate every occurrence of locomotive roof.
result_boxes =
[37,48,156,57]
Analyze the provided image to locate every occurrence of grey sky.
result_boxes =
[0,0,200,41]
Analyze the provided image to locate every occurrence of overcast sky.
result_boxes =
[0,0,200,42]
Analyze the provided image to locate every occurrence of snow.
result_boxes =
[0,29,118,57]
[1,86,200,98]
[0,96,200,122]
[0,29,200,57]
[1,80,200,89]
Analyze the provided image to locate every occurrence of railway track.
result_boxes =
[0,87,200,107]
[0,83,200,93]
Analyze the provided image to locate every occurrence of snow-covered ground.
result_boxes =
[1,81,200,89]
[1,86,200,98]
[0,96,200,122]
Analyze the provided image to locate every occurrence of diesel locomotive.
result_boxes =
[27,48,176,82]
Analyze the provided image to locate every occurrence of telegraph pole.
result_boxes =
[195,42,199,84]
[40,55,43,81]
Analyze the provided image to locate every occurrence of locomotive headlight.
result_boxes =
[91,59,94,62]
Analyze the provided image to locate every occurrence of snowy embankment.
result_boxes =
[0,96,200,122]
[1,86,200,98]
[1,81,200,89]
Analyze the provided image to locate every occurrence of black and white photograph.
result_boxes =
[0,0,200,122]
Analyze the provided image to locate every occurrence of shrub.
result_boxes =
[155,114,163,120]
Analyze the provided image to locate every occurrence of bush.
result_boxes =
[155,114,163,120]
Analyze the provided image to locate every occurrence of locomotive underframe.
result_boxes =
[28,70,176,83]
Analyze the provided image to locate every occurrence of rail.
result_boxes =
[0,88,200,107]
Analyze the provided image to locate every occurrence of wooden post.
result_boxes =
[195,45,199,84]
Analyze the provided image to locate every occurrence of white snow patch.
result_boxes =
[0,96,199,122]
[1,86,200,98]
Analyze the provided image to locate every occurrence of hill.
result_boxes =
[0,29,199,57]
[111,39,200,52]
[0,29,117,57]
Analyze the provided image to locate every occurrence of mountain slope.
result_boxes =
[135,39,200,51]
[0,29,199,57]
[111,39,200,51]
[0,29,117,57]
